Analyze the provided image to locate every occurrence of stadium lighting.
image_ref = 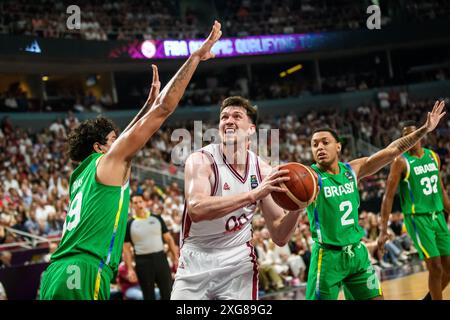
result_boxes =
[279,64,303,78]
[42,76,49,81]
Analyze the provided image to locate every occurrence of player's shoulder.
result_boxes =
[391,154,407,171]
[186,149,215,166]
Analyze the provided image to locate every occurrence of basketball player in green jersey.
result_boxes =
[305,100,446,300]
[39,21,223,300]
[378,120,450,300]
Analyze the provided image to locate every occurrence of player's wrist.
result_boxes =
[248,190,257,204]
[189,52,202,62]
[289,207,306,215]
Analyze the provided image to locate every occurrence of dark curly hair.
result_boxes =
[67,117,117,162]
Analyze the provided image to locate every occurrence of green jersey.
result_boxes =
[307,162,364,246]
[399,148,443,215]
[51,153,130,276]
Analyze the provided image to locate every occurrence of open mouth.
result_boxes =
[317,152,327,160]
[224,128,236,135]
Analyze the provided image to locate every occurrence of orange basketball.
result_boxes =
[271,162,319,211]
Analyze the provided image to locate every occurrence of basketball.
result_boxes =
[271,163,319,211]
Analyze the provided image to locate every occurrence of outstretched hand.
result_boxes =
[146,64,161,104]
[424,100,446,133]
[192,20,222,61]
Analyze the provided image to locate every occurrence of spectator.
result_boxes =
[116,261,144,300]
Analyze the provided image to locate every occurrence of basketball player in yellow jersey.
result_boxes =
[39,22,223,300]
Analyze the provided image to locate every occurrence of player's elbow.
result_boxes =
[188,211,203,223]
[187,205,206,223]
[271,235,287,247]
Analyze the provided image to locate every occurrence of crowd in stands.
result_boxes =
[0,93,449,298]
[2,0,449,41]
[1,64,448,113]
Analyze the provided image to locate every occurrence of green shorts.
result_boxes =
[404,212,450,260]
[306,242,382,300]
[39,255,112,300]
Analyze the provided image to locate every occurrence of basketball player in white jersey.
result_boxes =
[171,96,306,300]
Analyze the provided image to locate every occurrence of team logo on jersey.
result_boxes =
[223,182,231,190]
[250,175,258,189]
[344,171,354,181]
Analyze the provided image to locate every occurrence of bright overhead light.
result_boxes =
[287,64,303,74]
[279,64,303,78]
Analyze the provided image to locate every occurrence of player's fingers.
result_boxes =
[271,186,287,193]
[270,169,289,179]
[214,30,222,42]
[432,100,439,113]
[439,111,446,120]
[152,64,159,83]
[210,20,220,39]
[272,176,290,184]
[205,24,216,42]
[437,100,445,114]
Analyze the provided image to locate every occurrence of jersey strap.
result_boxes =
[313,172,323,243]
[401,154,416,214]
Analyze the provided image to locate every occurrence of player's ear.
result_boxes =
[93,142,105,154]
[337,142,342,153]
[248,123,256,135]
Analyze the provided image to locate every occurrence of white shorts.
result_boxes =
[171,241,259,300]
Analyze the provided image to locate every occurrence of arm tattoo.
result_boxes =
[163,56,198,100]
[124,55,199,132]
[390,126,427,153]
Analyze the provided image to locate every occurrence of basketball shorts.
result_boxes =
[39,254,112,300]
[404,212,450,260]
[171,241,258,300]
[306,241,383,300]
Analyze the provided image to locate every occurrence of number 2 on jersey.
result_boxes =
[340,200,354,226]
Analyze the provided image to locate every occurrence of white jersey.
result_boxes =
[181,143,263,249]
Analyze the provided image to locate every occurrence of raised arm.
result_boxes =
[97,21,222,185]
[349,100,446,180]
[377,156,405,254]
[258,160,305,246]
[121,64,161,135]
[185,153,289,222]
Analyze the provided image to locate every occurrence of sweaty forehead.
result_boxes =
[311,131,336,142]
